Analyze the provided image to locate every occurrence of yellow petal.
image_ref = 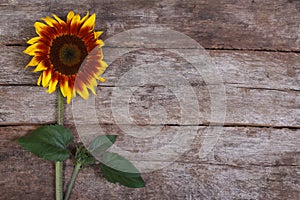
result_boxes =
[98,77,106,82]
[85,77,97,95]
[73,14,80,23]
[61,76,73,104]
[52,14,66,25]
[25,57,39,68]
[60,78,71,98]
[94,31,103,39]
[80,12,89,24]
[67,11,75,22]
[81,13,96,30]
[72,88,76,98]
[97,47,104,60]
[100,60,108,67]
[23,43,39,56]
[96,41,104,48]
[66,93,72,104]
[27,37,40,44]
[42,70,51,87]
[97,60,108,74]
[90,88,96,95]
[60,84,67,97]
[37,74,42,86]
[87,85,96,95]
[77,86,89,100]
[70,14,81,34]
[41,16,57,27]
[34,22,47,36]
[33,61,47,72]
[47,79,58,93]
[90,77,97,87]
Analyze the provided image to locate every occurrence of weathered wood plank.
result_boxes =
[0,85,299,127]
[69,164,299,200]
[1,0,299,199]
[1,0,300,51]
[0,0,91,44]
[1,46,299,91]
[0,0,49,9]
[1,158,299,200]
[1,125,299,167]
[0,0,49,44]
[0,126,299,199]
[0,45,40,85]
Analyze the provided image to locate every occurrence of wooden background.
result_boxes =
[0,0,299,199]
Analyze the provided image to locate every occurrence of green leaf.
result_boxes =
[100,152,145,188]
[16,125,73,162]
[88,135,117,154]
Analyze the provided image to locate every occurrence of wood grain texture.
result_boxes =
[1,46,299,127]
[1,46,299,90]
[2,126,299,169]
[0,126,299,200]
[0,85,299,127]
[0,0,299,51]
[0,0,299,199]
[71,125,300,167]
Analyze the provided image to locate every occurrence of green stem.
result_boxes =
[56,90,64,200]
[55,161,63,200]
[64,163,82,200]
[57,89,64,126]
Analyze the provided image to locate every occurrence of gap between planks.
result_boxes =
[4,43,300,54]
[0,123,299,130]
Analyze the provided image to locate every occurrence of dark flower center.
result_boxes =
[50,35,88,75]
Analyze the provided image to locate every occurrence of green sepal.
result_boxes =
[75,145,97,168]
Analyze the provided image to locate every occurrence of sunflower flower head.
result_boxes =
[24,11,108,104]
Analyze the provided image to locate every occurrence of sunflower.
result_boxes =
[24,11,107,104]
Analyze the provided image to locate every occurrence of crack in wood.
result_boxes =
[235,86,300,93]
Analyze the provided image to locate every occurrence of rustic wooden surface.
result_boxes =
[0,0,299,200]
